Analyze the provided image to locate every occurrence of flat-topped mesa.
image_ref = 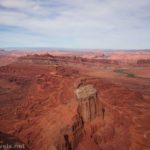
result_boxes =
[17,53,121,65]
[18,54,85,64]
[75,85,98,122]
[17,54,57,64]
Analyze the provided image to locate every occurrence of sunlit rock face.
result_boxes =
[75,85,98,122]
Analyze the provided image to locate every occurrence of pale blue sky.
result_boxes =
[0,0,150,49]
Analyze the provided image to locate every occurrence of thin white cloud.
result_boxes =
[0,0,150,48]
[0,0,42,14]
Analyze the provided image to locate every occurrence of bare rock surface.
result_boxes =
[0,53,149,150]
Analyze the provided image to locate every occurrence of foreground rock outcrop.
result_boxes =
[75,85,98,122]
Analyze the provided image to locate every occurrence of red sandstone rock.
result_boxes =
[0,52,149,150]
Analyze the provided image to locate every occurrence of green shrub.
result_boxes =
[127,73,135,78]
[114,68,125,73]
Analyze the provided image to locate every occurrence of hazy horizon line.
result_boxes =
[1,47,150,51]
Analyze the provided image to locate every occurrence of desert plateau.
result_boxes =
[0,49,150,150]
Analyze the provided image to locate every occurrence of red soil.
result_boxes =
[0,51,150,150]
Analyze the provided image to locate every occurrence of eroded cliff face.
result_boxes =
[70,78,149,150]
[55,82,106,150]
[56,115,84,150]
[75,85,98,122]
[55,85,99,150]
